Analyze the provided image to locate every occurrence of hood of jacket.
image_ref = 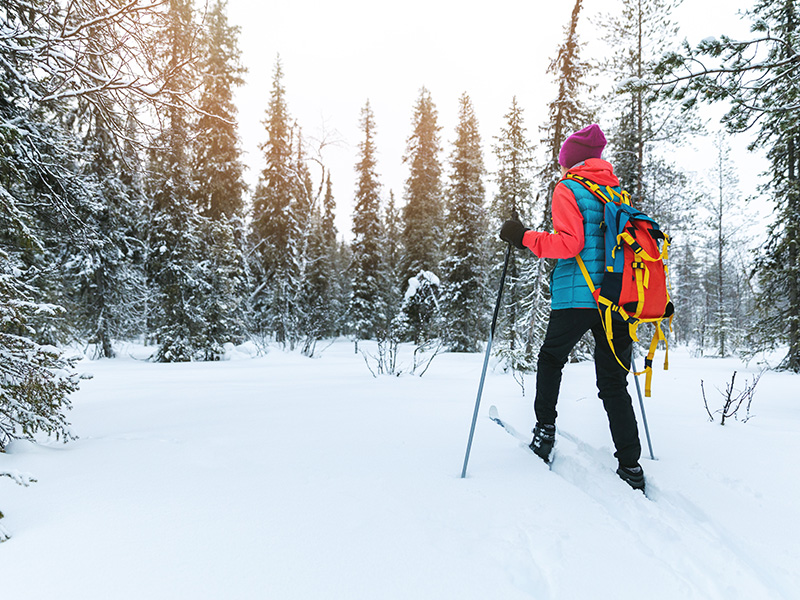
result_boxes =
[565,158,620,187]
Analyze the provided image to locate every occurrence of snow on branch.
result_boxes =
[2,0,198,132]
[651,31,800,129]
[0,470,38,487]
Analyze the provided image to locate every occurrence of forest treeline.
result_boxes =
[2,0,799,446]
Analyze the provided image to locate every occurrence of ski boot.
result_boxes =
[529,423,556,463]
[616,463,645,492]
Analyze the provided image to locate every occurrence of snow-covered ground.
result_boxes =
[1,340,798,599]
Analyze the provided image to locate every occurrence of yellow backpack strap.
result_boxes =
[643,323,667,397]
[577,254,647,377]
[564,173,613,204]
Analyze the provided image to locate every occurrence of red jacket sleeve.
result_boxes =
[521,184,585,259]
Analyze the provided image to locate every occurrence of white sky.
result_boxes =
[224,0,767,239]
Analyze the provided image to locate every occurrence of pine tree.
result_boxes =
[440,93,489,352]
[492,98,535,367]
[297,166,340,355]
[654,0,800,371]
[541,0,595,214]
[526,0,596,365]
[0,252,80,451]
[599,0,697,222]
[145,0,207,362]
[698,133,749,356]
[401,87,445,284]
[65,102,147,358]
[322,176,348,337]
[348,101,385,343]
[748,1,800,371]
[188,0,249,357]
[194,0,247,222]
[0,2,83,446]
[1,0,202,451]
[250,57,302,345]
[382,190,404,336]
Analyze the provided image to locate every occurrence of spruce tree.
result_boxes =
[599,0,697,221]
[295,138,335,355]
[527,0,596,364]
[66,103,147,358]
[348,101,385,344]
[0,2,83,446]
[440,93,489,352]
[322,176,347,337]
[398,87,444,343]
[187,0,249,357]
[250,57,302,346]
[145,0,207,362]
[193,0,247,222]
[382,190,404,337]
[401,87,445,284]
[492,98,535,367]
[654,0,800,370]
[305,174,342,342]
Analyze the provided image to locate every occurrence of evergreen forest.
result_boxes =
[2,0,799,448]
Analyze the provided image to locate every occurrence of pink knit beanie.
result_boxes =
[558,124,607,168]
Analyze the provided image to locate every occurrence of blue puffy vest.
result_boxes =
[550,179,610,310]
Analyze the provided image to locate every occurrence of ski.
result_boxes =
[488,405,555,469]
[489,405,649,495]
[488,405,530,444]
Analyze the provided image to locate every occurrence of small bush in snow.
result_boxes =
[701,371,762,425]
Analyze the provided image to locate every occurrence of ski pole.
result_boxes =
[631,354,655,460]
[461,243,512,478]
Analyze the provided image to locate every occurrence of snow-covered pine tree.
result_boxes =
[293,127,317,338]
[400,87,445,335]
[440,93,489,352]
[0,248,80,451]
[530,0,596,364]
[541,0,595,224]
[322,176,348,337]
[144,0,209,362]
[189,0,249,359]
[599,0,698,221]
[298,173,341,355]
[2,0,202,453]
[698,133,751,356]
[491,98,536,369]
[381,190,404,339]
[64,93,148,358]
[0,1,89,448]
[653,0,800,371]
[250,58,302,346]
[0,92,82,447]
[194,0,247,223]
[348,101,386,345]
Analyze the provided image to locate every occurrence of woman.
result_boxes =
[499,123,645,491]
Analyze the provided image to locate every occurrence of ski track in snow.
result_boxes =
[491,408,793,600]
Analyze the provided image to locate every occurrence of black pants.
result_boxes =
[534,308,641,467]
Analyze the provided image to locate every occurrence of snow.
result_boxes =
[404,270,441,300]
[1,341,798,599]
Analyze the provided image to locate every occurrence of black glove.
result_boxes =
[500,219,529,249]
